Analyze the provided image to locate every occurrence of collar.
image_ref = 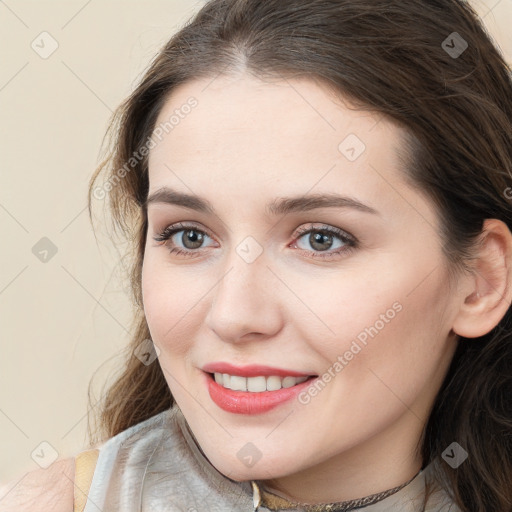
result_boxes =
[250,467,423,511]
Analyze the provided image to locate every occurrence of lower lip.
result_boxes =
[205,372,315,415]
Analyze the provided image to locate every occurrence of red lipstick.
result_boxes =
[202,362,316,415]
[202,362,312,377]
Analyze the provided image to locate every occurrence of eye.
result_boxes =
[291,224,357,259]
[153,221,358,260]
[153,222,217,258]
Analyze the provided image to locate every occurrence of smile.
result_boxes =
[213,373,309,392]
[203,371,318,415]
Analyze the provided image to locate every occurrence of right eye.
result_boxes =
[153,222,218,257]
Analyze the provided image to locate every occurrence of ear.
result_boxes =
[452,219,512,338]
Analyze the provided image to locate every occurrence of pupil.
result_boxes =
[184,230,203,248]
[310,232,333,251]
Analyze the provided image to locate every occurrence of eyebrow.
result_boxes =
[145,187,379,216]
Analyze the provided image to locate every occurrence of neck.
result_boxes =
[260,411,424,504]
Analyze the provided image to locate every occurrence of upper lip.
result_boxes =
[202,362,316,378]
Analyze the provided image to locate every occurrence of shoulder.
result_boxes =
[0,457,74,512]
[423,459,463,512]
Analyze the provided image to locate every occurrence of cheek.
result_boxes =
[291,260,452,379]
[333,278,452,414]
[285,269,403,355]
[141,254,204,358]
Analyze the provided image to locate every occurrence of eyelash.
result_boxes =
[152,222,358,260]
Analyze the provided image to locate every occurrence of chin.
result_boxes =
[206,450,296,482]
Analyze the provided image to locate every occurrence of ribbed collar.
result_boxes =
[250,467,422,511]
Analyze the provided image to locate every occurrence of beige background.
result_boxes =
[0,0,511,485]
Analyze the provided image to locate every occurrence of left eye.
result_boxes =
[292,225,356,256]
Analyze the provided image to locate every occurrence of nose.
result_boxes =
[205,253,284,344]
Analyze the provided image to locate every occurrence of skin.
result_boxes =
[0,458,74,511]
[141,72,510,503]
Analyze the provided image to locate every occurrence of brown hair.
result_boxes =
[87,1,512,510]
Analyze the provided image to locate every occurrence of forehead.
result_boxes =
[146,73,427,221]
[150,73,399,163]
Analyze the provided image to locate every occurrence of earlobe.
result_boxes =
[452,219,512,339]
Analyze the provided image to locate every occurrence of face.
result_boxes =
[142,73,462,499]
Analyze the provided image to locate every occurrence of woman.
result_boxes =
[3,0,511,510]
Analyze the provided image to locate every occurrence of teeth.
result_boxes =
[230,375,247,391]
[247,376,266,392]
[267,375,282,391]
[213,373,308,392]
[282,376,297,388]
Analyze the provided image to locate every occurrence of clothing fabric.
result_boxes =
[82,403,461,512]
[74,449,100,512]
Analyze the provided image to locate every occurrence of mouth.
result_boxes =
[202,365,319,415]
[208,372,315,392]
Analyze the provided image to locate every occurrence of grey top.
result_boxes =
[83,403,462,512]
